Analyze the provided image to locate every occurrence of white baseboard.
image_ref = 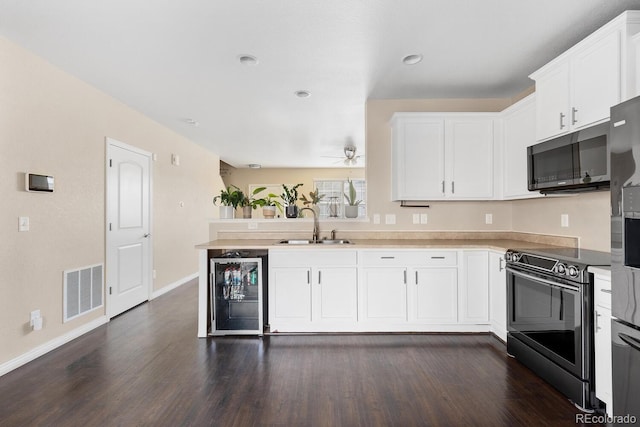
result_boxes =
[151,272,198,300]
[0,315,109,377]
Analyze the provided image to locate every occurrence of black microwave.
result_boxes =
[527,122,610,193]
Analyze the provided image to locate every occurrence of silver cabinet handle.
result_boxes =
[403,270,407,284]
[451,181,455,194]
[318,270,322,285]
[431,256,445,259]
[381,256,395,259]
[601,289,612,294]
[415,270,418,285]
[307,270,310,284]
[559,112,566,129]
[571,107,578,125]
[442,180,445,194]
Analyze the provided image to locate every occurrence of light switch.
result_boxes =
[561,214,569,227]
[373,214,380,224]
[420,214,428,224]
[19,216,29,232]
[171,154,180,166]
[412,214,420,224]
[385,214,396,225]
[485,213,493,225]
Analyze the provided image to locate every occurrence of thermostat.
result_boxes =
[25,173,54,192]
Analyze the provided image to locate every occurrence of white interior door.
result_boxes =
[106,138,152,318]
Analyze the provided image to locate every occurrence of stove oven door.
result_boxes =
[507,266,588,379]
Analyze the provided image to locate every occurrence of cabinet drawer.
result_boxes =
[594,274,612,309]
[269,249,357,268]
[360,250,457,267]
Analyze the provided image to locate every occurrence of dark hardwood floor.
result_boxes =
[0,280,598,426]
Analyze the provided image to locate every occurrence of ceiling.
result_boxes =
[2,0,640,168]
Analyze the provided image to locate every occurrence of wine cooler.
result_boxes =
[210,253,265,335]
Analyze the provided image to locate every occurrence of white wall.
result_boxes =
[0,36,220,365]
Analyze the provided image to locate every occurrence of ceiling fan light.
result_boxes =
[344,145,357,159]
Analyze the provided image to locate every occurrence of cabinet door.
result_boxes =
[361,267,407,322]
[489,251,507,341]
[392,117,445,200]
[460,251,490,324]
[595,305,613,415]
[270,268,312,326]
[572,30,621,129]
[535,61,570,141]
[411,268,458,323]
[313,267,358,325]
[502,96,539,199]
[447,119,494,199]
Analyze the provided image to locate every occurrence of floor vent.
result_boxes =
[64,264,103,322]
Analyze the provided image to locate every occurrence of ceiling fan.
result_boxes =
[323,145,365,166]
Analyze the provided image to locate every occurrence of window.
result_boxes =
[314,179,366,219]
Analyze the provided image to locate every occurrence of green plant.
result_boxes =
[263,193,283,212]
[300,189,325,206]
[344,179,362,206]
[240,186,267,209]
[280,183,303,206]
[213,185,244,208]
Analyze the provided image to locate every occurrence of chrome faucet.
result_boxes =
[331,229,337,240]
[300,207,319,242]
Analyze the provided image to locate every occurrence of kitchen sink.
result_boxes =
[277,239,352,245]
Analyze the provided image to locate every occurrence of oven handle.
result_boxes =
[507,267,581,293]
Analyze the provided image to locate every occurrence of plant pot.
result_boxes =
[242,206,252,219]
[285,205,299,219]
[219,206,235,219]
[263,206,276,219]
[345,205,359,218]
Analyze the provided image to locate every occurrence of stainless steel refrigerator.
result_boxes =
[610,95,640,418]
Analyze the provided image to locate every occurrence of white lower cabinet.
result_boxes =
[460,251,490,324]
[489,251,507,341]
[361,267,408,322]
[269,249,357,332]
[593,271,613,415]
[269,248,501,333]
[410,268,458,323]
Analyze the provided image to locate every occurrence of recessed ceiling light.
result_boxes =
[248,163,261,169]
[238,55,259,66]
[402,54,423,65]
[184,118,199,126]
[295,90,311,98]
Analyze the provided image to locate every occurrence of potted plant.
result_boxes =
[213,185,244,219]
[239,187,267,219]
[281,183,303,218]
[300,189,325,215]
[261,193,283,219]
[344,179,362,218]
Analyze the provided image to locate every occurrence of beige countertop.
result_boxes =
[195,238,565,252]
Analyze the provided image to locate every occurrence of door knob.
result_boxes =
[143,233,151,238]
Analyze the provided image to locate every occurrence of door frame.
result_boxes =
[105,137,154,318]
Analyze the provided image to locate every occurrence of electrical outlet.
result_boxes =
[561,214,569,228]
[385,214,396,225]
[19,216,30,232]
[412,214,420,224]
[30,310,41,326]
[420,214,428,224]
[373,214,380,224]
[485,213,493,225]
[248,222,258,230]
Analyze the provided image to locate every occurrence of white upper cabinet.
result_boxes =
[530,11,640,142]
[500,94,542,200]
[391,113,495,201]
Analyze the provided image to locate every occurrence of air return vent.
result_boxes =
[64,264,103,322]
